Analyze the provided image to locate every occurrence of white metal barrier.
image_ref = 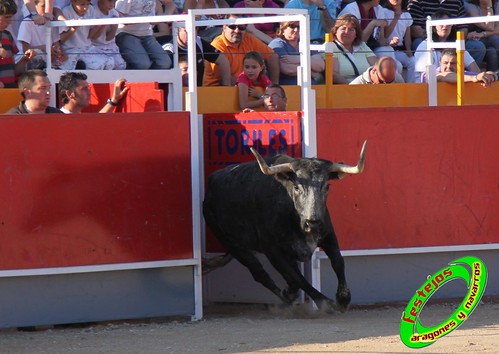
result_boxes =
[44,15,187,111]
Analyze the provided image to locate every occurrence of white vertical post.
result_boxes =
[425,16,437,106]
[185,11,203,321]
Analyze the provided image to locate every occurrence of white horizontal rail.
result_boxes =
[0,259,199,278]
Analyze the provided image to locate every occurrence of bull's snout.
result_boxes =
[303,219,322,233]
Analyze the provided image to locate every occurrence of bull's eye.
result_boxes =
[293,185,300,193]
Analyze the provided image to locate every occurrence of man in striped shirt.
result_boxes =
[408,0,486,66]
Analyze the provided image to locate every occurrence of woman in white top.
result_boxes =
[326,14,377,84]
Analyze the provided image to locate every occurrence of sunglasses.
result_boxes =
[288,24,300,29]
[227,24,247,31]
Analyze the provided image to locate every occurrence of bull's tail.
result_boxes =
[202,253,233,275]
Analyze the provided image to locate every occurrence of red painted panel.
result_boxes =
[317,106,498,250]
[82,82,165,113]
[0,112,192,270]
[203,112,303,252]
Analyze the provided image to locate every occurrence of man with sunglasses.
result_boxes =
[204,14,280,86]
[349,56,404,84]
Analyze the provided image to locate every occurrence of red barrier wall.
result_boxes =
[0,112,192,270]
[317,106,498,250]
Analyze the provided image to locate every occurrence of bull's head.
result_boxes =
[250,141,367,257]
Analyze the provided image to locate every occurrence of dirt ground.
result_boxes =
[0,297,498,354]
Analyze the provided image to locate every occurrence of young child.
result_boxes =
[17,0,67,69]
[0,0,36,88]
[88,0,126,69]
[59,0,114,70]
[236,51,272,110]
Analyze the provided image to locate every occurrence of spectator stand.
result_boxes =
[44,14,187,111]
[425,14,499,106]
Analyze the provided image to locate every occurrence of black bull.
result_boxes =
[203,141,367,311]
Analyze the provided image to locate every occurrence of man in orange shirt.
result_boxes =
[203,15,280,86]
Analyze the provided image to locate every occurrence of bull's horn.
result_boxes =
[329,140,368,175]
[250,147,293,175]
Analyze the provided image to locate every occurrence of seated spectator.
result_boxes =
[381,0,416,82]
[407,0,486,66]
[285,0,338,43]
[59,0,114,70]
[115,0,172,69]
[339,0,402,73]
[5,69,63,113]
[269,21,325,84]
[162,24,231,86]
[58,71,129,113]
[425,48,497,87]
[325,14,377,84]
[88,0,127,70]
[414,10,481,82]
[17,0,67,69]
[233,0,280,44]
[465,0,499,72]
[183,0,230,42]
[203,14,280,86]
[349,55,404,84]
[242,83,288,111]
[236,51,272,110]
[0,0,36,88]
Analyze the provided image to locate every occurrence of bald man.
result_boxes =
[349,57,405,85]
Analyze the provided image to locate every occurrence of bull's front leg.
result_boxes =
[265,249,336,311]
[319,222,351,311]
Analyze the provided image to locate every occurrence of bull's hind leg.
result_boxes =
[227,248,292,305]
[319,222,351,310]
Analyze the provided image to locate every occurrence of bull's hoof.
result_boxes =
[282,288,300,304]
[336,287,351,312]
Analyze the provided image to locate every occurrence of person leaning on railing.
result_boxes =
[432,48,497,87]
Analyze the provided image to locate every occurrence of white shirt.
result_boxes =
[115,0,155,37]
[91,6,120,48]
[61,4,95,49]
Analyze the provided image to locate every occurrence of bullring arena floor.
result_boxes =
[1,296,498,353]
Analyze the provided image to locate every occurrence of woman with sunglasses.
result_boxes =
[326,14,378,84]
[269,21,325,84]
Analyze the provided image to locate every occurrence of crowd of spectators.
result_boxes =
[1,0,498,103]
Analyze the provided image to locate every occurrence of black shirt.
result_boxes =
[6,102,63,114]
